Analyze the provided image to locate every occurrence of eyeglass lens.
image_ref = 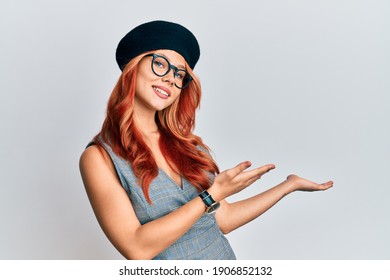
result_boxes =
[151,55,191,89]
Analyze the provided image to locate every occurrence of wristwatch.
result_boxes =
[199,190,220,214]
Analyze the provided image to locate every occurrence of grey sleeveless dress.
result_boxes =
[95,140,236,260]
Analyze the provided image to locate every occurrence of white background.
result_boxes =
[1,0,389,259]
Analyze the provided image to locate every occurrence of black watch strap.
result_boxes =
[199,190,220,213]
[199,190,215,207]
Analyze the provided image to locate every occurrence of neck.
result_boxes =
[133,103,159,136]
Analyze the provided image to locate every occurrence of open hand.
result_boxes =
[209,162,275,201]
[286,174,333,192]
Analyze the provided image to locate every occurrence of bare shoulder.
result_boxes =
[80,144,107,167]
[79,144,119,192]
[80,144,116,172]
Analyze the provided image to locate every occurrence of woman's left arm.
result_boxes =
[215,173,333,234]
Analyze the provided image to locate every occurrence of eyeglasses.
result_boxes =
[144,54,193,89]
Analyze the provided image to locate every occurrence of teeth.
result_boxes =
[154,87,168,97]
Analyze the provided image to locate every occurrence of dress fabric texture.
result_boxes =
[96,139,236,260]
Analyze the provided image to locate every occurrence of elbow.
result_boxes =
[219,225,233,235]
[123,249,154,260]
[121,243,158,260]
[120,229,164,260]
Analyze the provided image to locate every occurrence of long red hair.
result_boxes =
[94,52,219,203]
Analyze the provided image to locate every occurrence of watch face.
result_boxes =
[207,202,220,214]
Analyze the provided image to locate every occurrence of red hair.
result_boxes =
[94,52,219,203]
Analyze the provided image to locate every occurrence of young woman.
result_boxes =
[79,20,333,260]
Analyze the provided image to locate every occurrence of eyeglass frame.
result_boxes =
[144,53,193,89]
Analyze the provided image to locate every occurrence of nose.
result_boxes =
[162,69,175,86]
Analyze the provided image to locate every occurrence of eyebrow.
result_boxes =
[156,52,186,69]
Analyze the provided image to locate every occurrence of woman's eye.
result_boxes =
[175,70,187,80]
[154,61,164,68]
[175,73,183,79]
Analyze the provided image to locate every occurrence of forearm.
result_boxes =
[216,180,294,234]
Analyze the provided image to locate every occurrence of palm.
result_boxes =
[286,174,333,192]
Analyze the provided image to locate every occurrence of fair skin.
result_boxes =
[79,49,333,259]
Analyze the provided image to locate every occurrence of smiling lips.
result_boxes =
[153,86,171,99]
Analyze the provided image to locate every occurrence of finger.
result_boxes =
[244,174,262,187]
[226,161,252,178]
[244,165,276,186]
[241,164,276,180]
[310,180,333,191]
[320,180,334,190]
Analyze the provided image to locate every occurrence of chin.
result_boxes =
[154,100,175,111]
[147,103,166,112]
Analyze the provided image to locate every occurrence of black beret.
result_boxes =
[116,20,200,71]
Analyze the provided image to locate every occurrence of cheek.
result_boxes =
[135,69,154,92]
[162,91,181,108]
[171,90,182,102]
[137,61,156,83]
[134,78,144,99]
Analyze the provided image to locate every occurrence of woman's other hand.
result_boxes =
[208,162,275,201]
[285,174,333,193]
